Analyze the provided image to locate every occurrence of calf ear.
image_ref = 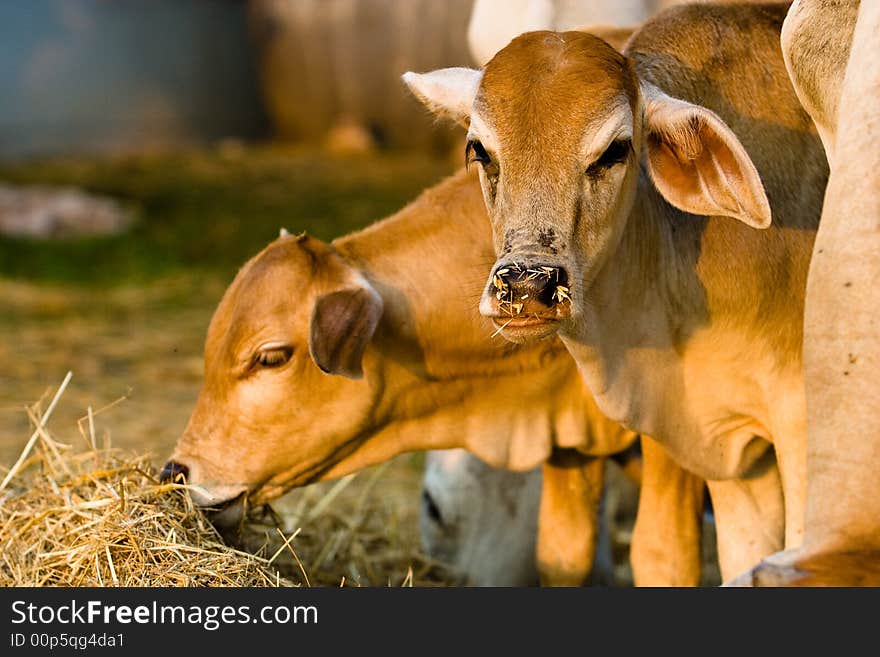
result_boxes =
[642,84,771,229]
[309,282,383,379]
[401,68,483,127]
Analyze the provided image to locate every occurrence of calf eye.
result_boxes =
[255,346,293,369]
[465,139,491,169]
[587,138,632,176]
[422,489,444,526]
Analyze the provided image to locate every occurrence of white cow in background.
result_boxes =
[466,0,770,66]
[467,0,655,66]
[421,449,638,586]
[421,450,543,586]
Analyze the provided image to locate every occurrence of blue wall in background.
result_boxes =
[0,0,267,159]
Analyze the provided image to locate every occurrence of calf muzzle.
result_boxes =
[490,262,570,316]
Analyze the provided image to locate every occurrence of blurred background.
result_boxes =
[0,0,478,157]
[0,0,475,456]
[0,0,479,586]
[0,0,717,586]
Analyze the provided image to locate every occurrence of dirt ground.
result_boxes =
[0,147,720,586]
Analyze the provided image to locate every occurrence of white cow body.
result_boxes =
[728,0,880,586]
[467,0,656,66]
[421,449,635,586]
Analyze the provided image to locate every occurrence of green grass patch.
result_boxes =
[0,145,454,286]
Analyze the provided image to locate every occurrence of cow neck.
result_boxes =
[558,179,784,480]
[558,179,703,445]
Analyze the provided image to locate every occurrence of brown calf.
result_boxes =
[404,2,827,580]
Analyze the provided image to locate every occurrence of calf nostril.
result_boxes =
[554,267,568,287]
[160,460,189,484]
[544,267,569,306]
[492,264,569,308]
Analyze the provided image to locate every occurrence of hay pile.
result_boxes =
[0,373,291,586]
[0,453,289,587]
[0,373,455,587]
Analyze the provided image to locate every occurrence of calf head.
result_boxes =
[163,233,383,523]
[421,449,541,586]
[404,31,770,343]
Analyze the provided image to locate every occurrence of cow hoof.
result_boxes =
[722,549,806,587]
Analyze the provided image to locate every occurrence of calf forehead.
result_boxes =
[207,238,325,356]
[478,31,637,159]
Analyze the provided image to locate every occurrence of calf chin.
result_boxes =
[487,315,562,344]
[205,496,248,533]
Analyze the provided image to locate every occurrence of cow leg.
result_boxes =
[799,0,880,563]
[537,449,604,586]
[707,449,785,582]
[765,379,808,551]
[630,436,704,587]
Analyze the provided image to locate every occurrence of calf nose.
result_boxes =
[160,460,189,484]
[492,264,569,312]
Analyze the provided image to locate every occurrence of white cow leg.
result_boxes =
[773,425,807,550]
[537,450,604,586]
[707,450,785,582]
[798,0,880,561]
[728,0,880,587]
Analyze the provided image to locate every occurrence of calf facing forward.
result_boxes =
[405,3,828,579]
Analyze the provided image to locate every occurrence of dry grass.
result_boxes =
[0,373,455,587]
[235,465,456,587]
[0,373,291,586]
